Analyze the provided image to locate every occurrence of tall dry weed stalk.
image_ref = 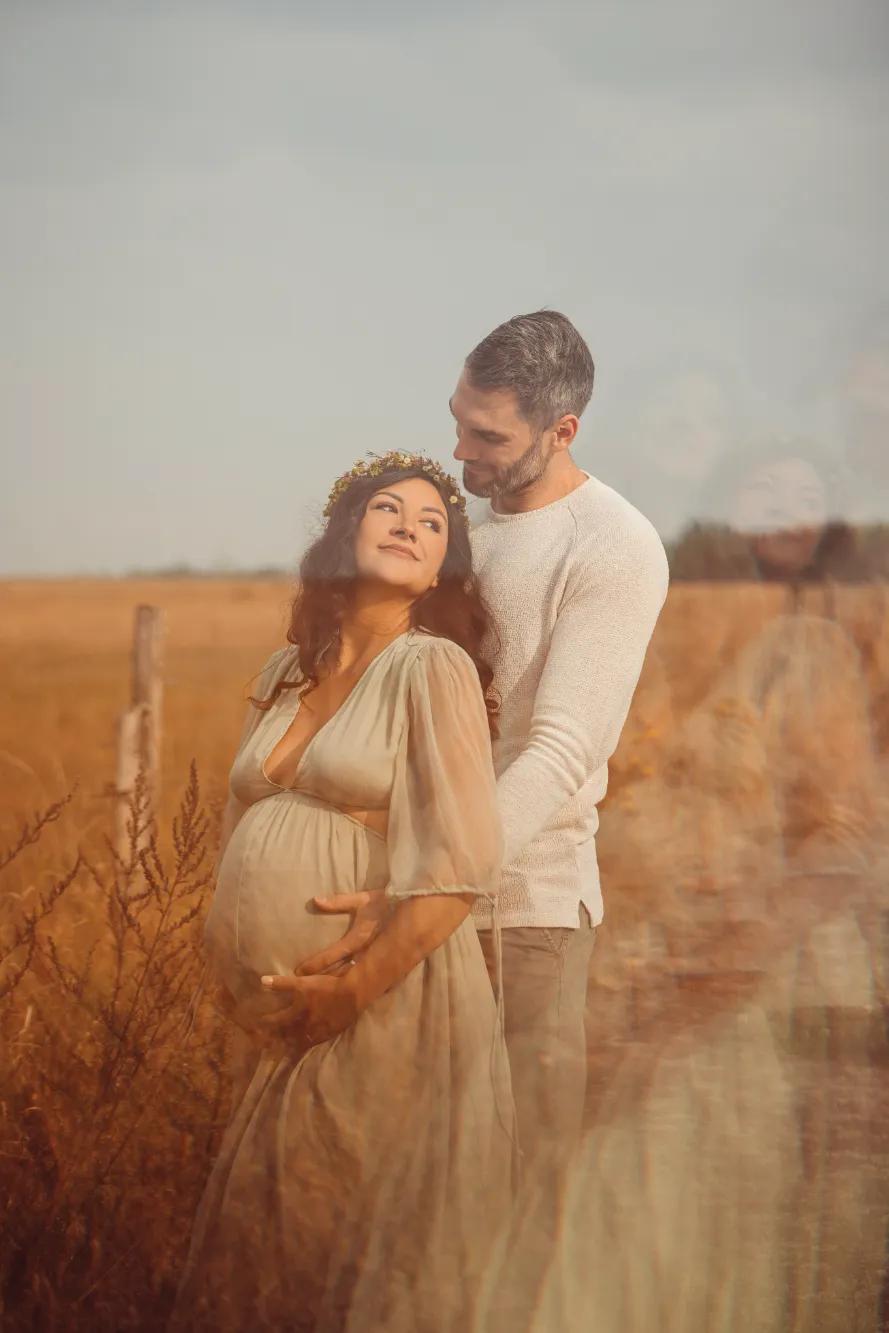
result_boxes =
[0,767,230,1332]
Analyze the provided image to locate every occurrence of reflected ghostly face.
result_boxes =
[353,477,450,597]
[732,458,827,575]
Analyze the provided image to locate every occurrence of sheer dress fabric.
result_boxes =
[172,630,516,1333]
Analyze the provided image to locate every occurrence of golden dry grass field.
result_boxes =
[2,577,886,788]
[4,573,889,1021]
[2,575,889,971]
[0,576,786,871]
[0,579,294,848]
[0,576,832,839]
[1,577,888,1331]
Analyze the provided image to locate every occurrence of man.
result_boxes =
[449,310,668,1163]
[263,311,668,1165]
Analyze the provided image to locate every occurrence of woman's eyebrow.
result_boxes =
[377,490,447,522]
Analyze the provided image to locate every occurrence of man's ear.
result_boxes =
[551,414,580,453]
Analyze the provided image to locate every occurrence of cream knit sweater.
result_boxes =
[469,474,669,930]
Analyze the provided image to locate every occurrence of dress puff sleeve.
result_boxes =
[214,646,293,877]
[385,638,503,906]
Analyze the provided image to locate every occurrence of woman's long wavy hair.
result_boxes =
[253,465,499,736]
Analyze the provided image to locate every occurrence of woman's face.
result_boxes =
[732,457,827,575]
[354,477,450,596]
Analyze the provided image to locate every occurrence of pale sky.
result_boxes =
[2,0,888,573]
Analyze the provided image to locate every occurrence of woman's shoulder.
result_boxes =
[255,644,299,689]
[403,629,478,679]
[262,644,297,671]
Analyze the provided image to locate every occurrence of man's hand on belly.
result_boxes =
[296,889,391,976]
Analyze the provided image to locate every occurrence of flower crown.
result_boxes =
[323,451,469,526]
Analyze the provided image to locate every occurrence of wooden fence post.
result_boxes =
[115,605,165,866]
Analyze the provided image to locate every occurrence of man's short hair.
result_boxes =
[465,310,595,431]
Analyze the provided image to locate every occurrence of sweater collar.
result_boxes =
[477,473,595,523]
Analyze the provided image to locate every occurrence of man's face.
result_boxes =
[449,371,551,498]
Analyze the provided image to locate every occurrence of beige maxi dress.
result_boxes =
[173,629,516,1333]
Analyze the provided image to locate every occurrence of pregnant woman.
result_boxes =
[172,453,515,1333]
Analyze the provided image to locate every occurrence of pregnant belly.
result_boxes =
[204,790,389,1024]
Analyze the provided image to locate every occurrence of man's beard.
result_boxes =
[462,435,548,499]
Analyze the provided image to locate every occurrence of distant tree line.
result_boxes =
[123,564,291,579]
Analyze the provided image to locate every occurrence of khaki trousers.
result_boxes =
[478,906,596,1172]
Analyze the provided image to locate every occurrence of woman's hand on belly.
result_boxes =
[257,893,474,1051]
[255,969,362,1049]
[252,888,393,1050]
[295,889,391,976]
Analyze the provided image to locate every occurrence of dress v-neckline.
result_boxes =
[261,630,411,789]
